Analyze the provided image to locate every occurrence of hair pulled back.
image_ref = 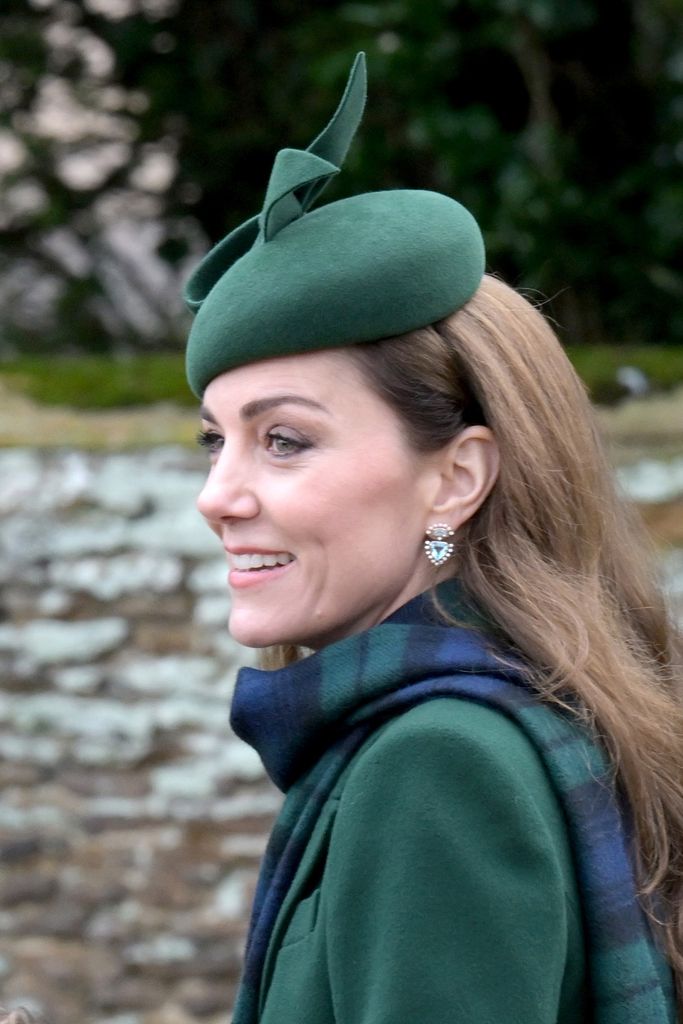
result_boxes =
[346,273,683,1012]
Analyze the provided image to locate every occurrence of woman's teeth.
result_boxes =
[231,552,294,571]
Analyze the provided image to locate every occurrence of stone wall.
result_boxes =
[0,446,681,1024]
[0,447,275,1024]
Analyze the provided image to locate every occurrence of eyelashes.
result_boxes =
[196,429,223,453]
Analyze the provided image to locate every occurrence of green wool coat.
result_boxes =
[257,698,586,1024]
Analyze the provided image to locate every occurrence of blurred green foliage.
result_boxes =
[3,346,683,409]
[566,345,683,403]
[0,354,195,407]
[0,0,682,354]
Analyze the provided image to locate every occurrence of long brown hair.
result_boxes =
[265,274,683,1009]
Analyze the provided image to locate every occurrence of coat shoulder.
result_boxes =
[338,695,566,824]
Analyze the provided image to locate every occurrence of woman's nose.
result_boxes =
[196,460,260,524]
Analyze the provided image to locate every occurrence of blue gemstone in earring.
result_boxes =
[428,541,449,563]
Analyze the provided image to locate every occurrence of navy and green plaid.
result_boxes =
[229,585,675,1024]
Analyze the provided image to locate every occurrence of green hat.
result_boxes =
[184,53,485,397]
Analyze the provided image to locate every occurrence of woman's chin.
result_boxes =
[228,612,296,650]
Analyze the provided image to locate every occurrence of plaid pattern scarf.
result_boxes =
[229,585,675,1024]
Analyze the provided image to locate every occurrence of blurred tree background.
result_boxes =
[1,0,682,361]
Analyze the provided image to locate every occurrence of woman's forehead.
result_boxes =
[202,348,364,402]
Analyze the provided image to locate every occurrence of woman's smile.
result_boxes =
[227,550,297,589]
[227,550,295,570]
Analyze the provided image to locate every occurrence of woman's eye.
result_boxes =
[196,429,224,454]
[266,431,309,456]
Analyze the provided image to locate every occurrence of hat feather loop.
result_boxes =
[260,149,339,243]
[260,52,367,241]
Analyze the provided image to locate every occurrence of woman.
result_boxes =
[184,54,682,1024]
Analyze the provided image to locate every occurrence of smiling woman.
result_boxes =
[182,54,683,1024]
[195,350,497,651]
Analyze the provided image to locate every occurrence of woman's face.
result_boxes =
[196,349,447,649]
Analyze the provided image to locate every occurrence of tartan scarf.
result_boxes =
[229,583,675,1024]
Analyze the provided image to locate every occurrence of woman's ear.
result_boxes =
[429,426,499,529]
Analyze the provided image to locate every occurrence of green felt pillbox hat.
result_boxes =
[184,53,485,397]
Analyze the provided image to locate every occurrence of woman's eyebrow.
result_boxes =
[239,395,329,420]
[199,394,330,424]
[198,405,218,424]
